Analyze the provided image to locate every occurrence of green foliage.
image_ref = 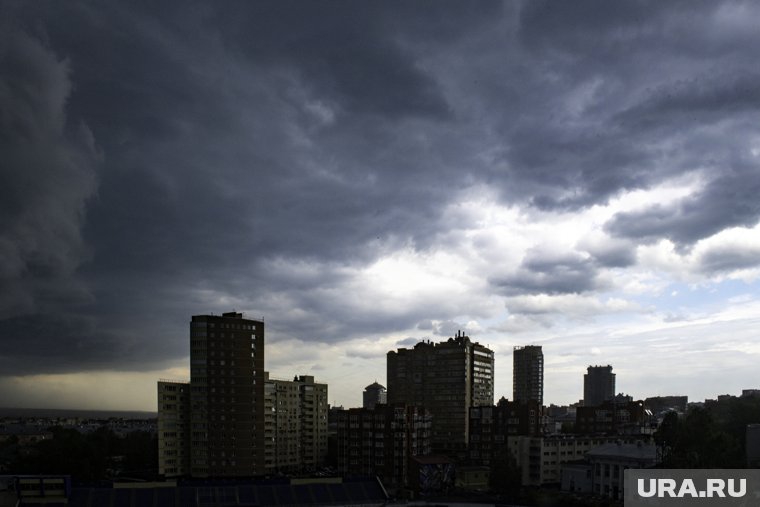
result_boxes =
[654,396,760,469]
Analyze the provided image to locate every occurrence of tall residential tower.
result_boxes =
[189,312,265,477]
[584,365,616,407]
[513,345,544,406]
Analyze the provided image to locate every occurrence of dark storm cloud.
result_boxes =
[481,0,760,220]
[3,0,760,378]
[0,23,99,319]
[605,169,760,246]
[492,251,600,296]
[395,337,419,347]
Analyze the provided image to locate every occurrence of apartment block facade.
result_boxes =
[263,373,328,473]
[508,435,649,486]
[387,332,494,457]
[513,345,544,406]
[583,365,616,407]
[336,404,432,493]
[157,380,191,477]
[468,397,542,466]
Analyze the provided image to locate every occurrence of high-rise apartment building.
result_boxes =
[387,331,494,456]
[296,375,329,470]
[513,345,543,406]
[363,381,387,409]
[263,373,328,473]
[583,365,615,407]
[264,373,300,473]
[189,312,265,477]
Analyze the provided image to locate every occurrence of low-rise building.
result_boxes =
[507,435,651,486]
[587,441,658,500]
[575,400,651,435]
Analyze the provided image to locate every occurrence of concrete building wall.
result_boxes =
[157,381,190,477]
[584,365,616,407]
[264,374,328,473]
[387,332,493,457]
[513,346,543,406]
[189,312,265,477]
[507,435,650,486]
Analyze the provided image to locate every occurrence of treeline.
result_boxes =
[655,395,760,468]
[4,426,157,481]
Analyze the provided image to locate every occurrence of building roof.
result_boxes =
[364,382,385,391]
[587,441,657,462]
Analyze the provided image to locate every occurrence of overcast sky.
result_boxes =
[2,1,760,411]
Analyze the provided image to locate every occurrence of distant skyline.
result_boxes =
[2,1,760,411]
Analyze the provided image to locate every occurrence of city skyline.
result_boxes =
[3,1,760,412]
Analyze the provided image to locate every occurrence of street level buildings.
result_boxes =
[508,435,651,486]
[387,332,494,457]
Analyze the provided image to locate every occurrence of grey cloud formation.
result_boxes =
[492,251,601,296]
[0,24,99,320]
[2,0,760,384]
[605,168,760,246]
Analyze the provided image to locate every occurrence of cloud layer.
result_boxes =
[2,1,760,408]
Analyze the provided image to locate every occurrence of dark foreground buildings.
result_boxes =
[159,312,266,477]
[386,332,494,457]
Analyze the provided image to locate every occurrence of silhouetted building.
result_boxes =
[326,405,344,467]
[363,381,387,409]
[296,375,329,470]
[644,395,688,416]
[158,380,191,477]
[336,404,431,494]
[469,397,541,466]
[387,332,494,457]
[583,366,615,407]
[513,345,543,405]
[189,312,265,477]
[264,373,300,473]
[264,373,329,473]
[747,424,760,467]
[575,400,649,435]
